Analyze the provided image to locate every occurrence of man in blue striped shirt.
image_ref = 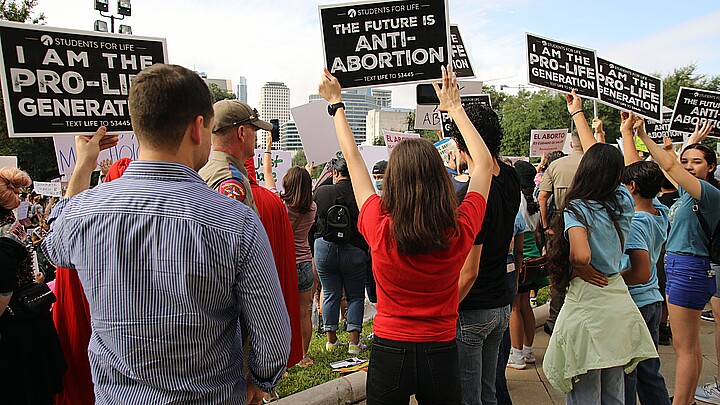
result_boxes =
[43,64,290,405]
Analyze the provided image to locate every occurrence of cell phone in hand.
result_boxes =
[270,119,280,143]
[416,83,441,105]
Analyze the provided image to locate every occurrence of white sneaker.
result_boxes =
[524,350,536,364]
[507,353,527,370]
[348,342,367,355]
[695,380,720,405]
[325,340,346,352]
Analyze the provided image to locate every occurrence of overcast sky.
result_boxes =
[38,0,720,110]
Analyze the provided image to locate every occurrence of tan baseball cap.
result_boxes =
[212,100,273,133]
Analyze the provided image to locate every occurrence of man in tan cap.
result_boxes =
[199,100,273,213]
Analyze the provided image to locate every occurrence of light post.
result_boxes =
[94,0,132,34]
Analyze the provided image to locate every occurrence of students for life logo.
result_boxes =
[40,35,53,46]
[347,9,357,18]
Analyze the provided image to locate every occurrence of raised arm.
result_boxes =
[636,120,704,199]
[566,90,596,151]
[65,127,119,197]
[318,69,376,209]
[264,133,277,190]
[687,120,713,146]
[619,111,642,165]
[434,65,493,200]
[592,117,606,143]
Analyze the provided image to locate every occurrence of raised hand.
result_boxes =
[318,68,342,104]
[432,64,461,113]
[688,120,713,145]
[566,89,583,115]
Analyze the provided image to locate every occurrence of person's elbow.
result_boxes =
[569,251,591,268]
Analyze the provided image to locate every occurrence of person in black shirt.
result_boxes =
[452,105,521,405]
[313,157,369,355]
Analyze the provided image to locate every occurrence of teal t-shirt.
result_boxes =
[564,184,635,276]
[620,199,669,308]
[666,179,720,257]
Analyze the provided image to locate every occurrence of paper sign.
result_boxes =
[414,80,484,130]
[670,87,720,136]
[530,129,568,157]
[291,100,341,165]
[383,130,420,153]
[16,200,29,220]
[0,21,167,137]
[358,144,389,175]
[0,155,17,168]
[597,57,663,122]
[53,133,139,175]
[434,137,456,163]
[526,33,598,99]
[319,0,450,89]
[252,149,292,191]
[33,181,62,197]
[645,110,683,144]
[449,25,474,78]
[440,94,492,137]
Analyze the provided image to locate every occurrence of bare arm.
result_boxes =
[621,250,651,285]
[567,226,609,287]
[619,111,642,165]
[538,190,552,231]
[65,127,119,198]
[318,69,376,209]
[264,133,277,190]
[566,90,596,151]
[592,117,606,143]
[637,122,704,200]
[513,233,524,279]
[458,245,482,302]
[434,65,493,200]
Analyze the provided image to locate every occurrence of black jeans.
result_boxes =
[367,336,461,405]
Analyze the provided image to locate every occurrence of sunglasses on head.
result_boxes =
[214,108,261,133]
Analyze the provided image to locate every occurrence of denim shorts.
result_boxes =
[297,261,314,292]
[665,253,715,310]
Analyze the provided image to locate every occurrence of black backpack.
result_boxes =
[322,195,355,244]
[694,204,720,265]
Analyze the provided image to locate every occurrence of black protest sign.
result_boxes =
[645,111,683,144]
[526,33,598,98]
[440,94,492,137]
[319,0,450,89]
[0,21,167,137]
[597,58,662,122]
[670,87,720,136]
[450,25,474,79]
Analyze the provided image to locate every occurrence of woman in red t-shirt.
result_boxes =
[318,66,494,404]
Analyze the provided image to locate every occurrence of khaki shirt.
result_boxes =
[199,151,258,214]
[539,150,583,209]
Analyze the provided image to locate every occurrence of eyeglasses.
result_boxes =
[214,108,261,133]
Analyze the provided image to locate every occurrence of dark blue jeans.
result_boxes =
[624,301,671,405]
[367,337,461,405]
[496,270,517,405]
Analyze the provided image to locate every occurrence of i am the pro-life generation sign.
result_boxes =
[319,0,450,89]
[449,24,474,79]
[597,58,663,122]
[0,21,167,137]
[526,33,598,99]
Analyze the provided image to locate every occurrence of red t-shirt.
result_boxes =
[358,191,486,342]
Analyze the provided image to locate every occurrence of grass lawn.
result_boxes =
[276,320,374,398]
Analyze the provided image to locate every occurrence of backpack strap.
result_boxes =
[693,203,713,240]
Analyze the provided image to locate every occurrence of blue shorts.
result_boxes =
[297,261,314,292]
[665,253,714,310]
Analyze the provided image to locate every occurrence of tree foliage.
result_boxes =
[208,83,236,102]
[0,0,57,181]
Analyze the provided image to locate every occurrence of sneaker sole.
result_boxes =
[507,364,527,370]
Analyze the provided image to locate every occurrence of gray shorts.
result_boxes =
[297,261,314,292]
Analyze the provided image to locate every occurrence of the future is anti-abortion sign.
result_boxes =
[319,0,450,88]
[0,21,167,137]
[526,33,598,99]
[670,87,720,137]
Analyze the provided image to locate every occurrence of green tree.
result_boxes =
[0,1,57,181]
[660,64,720,109]
[208,83,236,102]
[291,149,307,167]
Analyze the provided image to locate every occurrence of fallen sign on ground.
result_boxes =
[319,0,450,89]
[526,33,599,99]
[0,21,167,137]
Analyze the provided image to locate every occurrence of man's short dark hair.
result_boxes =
[129,64,214,152]
[622,160,664,199]
[450,104,502,157]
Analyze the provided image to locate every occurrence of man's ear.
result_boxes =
[188,115,205,145]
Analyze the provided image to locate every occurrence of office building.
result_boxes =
[259,82,290,149]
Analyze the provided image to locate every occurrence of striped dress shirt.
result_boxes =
[43,161,290,405]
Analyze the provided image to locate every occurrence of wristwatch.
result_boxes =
[328,102,345,116]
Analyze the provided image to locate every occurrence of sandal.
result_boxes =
[298,355,314,367]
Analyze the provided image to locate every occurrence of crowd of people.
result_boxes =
[0,62,718,405]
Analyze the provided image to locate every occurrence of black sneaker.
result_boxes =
[659,324,672,346]
[702,310,715,322]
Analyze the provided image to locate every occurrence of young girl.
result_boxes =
[318,65,493,404]
[636,120,720,405]
[264,145,318,367]
[543,91,657,404]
